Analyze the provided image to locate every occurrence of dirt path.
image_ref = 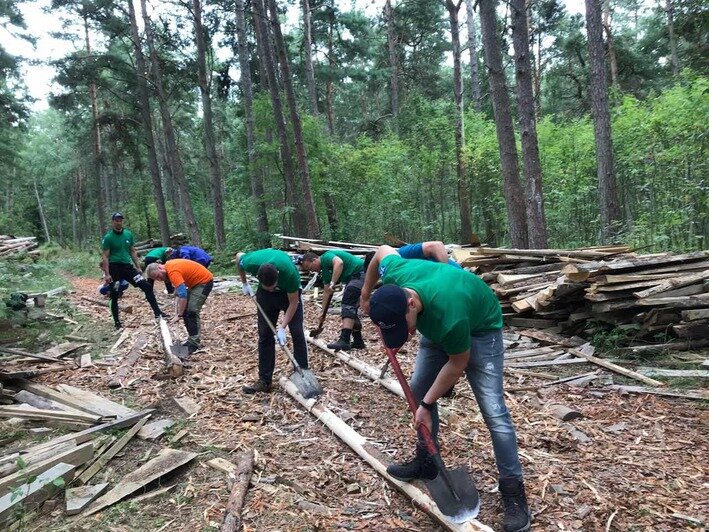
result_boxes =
[7,276,708,531]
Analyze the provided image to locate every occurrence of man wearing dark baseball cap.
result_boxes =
[101,212,167,329]
[361,245,530,532]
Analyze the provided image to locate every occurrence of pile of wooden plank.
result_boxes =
[0,381,196,526]
[462,247,709,344]
[275,234,378,255]
[0,236,39,257]
[134,233,189,254]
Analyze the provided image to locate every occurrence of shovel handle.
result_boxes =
[384,347,438,457]
[252,296,304,375]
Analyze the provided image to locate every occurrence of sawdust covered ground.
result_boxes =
[22,277,709,531]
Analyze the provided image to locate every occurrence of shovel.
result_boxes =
[253,297,324,399]
[309,288,334,338]
[384,346,480,523]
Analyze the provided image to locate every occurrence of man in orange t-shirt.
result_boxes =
[146,259,214,355]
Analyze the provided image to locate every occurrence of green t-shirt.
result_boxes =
[240,249,301,293]
[145,246,170,262]
[101,229,135,265]
[320,250,364,285]
[379,254,502,354]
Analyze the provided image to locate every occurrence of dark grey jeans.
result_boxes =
[411,329,523,480]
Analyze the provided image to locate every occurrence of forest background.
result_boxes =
[0,0,707,257]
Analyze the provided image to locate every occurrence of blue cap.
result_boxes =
[112,212,124,220]
[369,284,410,349]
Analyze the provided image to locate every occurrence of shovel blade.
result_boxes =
[424,466,480,524]
[289,369,324,399]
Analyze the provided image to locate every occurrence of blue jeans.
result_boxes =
[410,330,523,480]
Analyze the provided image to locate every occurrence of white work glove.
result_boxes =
[242,282,254,297]
[275,327,287,346]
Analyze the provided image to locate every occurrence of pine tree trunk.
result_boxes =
[479,0,528,248]
[464,0,481,111]
[84,17,106,236]
[385,0,399,129]
[511,0,548,248]
[267,0,320,239]
[127,0,171,246]
[193,0,225,248]
[253,0,307,236]
[325,3,336,135]
[665,0,680,77]
[603,0,619,89]
[236,0,269,244]
[585,0,622,243]
[34,178,51,244]
[141,0,202,247]
[302,0,319,115]
[445,0,473,244]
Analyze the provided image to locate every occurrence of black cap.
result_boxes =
[112,212,124,220]
[369,284,410,349]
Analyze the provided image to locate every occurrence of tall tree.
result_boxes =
[302,0,319,115]
[585,0,622,242]
[464,0,482,111]
[479,0,528,248]
[127,0,171,245]
[252,0,307,236]
[141,0,201,246]
[385,0,399,130]
[444,0,472,243]
[602,0,619,88]
[268,0,320,238]
[192,0,225,248]
[511,0,548,248]
[664,0,680,76]
[235,0,268,244]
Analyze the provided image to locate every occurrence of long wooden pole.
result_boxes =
[159,318,184,378]
[278,377,492,532]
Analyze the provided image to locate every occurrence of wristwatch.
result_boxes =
[420,399,436,411]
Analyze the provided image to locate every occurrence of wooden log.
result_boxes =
[633,269,709,299]
[0,405,102,424]
[159,318,184,378]
[672,321,709,340]
[278,377,492,532]
[610,385,708,401]
[83,448,197,516]
[0,346,68,364]
[567,347,664,387]
[220,450,255,532]
[18,381,118,418]
[75,415,150,485]
[682,309,709,321]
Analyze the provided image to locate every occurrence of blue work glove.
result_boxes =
[275,327,287,346]
[242,282,254,297]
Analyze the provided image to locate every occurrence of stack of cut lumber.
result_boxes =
[465,247,709,343]
[275,234,378,255]
[0,235,39,257]
[134,233,189,254]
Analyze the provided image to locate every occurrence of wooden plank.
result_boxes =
[137,419,174,441]
[18,381,111,417]
[633,269,709,299]
[610,385,708,401]
[504,317,558,329]
[83,448,198,516]
[0,462,75,525]
[0,442,93,496]
[173,396,200,416]
[682,309,709,321]
[637,368,709,378]
[54,384,136,418]
[278,377,492,532]
[207,457,239,476]
[221,450,255,532]
[567,347,663,387]
[43,342,87,359]
[0,346,68,364]
[66,483,109,515]
[595,272,687,284]
[107,334,148,389]
[517,330,585,347]
[0,405,102,424]
[506,358,588,369]
[12,390,86,415]
[0,441,76,478]
[75,416,150,485]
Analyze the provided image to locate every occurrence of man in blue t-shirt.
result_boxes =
[397,241,461,268]
[169,245,213,268]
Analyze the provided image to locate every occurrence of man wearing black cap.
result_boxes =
[360,245,530,532]
[101,213,166,329]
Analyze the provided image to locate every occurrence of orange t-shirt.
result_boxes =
[165,259,213,289]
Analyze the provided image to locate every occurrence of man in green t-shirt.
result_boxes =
[301,250,366,351]
[236,249,310,394]
[143,246,174,294]
[360,245,530,532]
[101,213,166,329]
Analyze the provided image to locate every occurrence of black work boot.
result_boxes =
[350,330,366,349]
[387,448,437,482]
[500,477,531,532]
[243,379,272,394]
[327,329,352,351]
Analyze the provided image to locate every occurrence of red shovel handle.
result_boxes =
[384,346,438,456]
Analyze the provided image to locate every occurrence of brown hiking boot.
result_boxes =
[243,379,272,394]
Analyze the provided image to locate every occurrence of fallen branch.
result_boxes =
[220,450,255,532]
